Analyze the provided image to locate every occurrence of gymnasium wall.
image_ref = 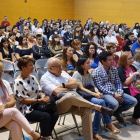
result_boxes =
[74,0,140,28]
[0,0,74,26]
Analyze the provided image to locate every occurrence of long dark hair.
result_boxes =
[62,46,77,68]
[96,29,103,39]
[84,42,97,58]
[77,56,89,75]
[79,28,85,41]
[19,35,27,46]
[0,37,10,49]
[50,34,60,48]
[90,28,96,38]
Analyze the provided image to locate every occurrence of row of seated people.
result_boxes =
[1,48,140,140]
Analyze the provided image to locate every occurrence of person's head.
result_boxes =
[43,20,47,26]
[47,57,62,76]
[67,25,71,33]
[0,26,3,35]
[51,34,60,47]
[4,16,7,21]
[96,29,103,38]
[62,46,73,60]
[17,56,34,74]
[0,37,10,49]
[27,33,35,41]
[19,35,27,46]
[9,32,16,41]
[106,43,116,54]
[77,56,91,75]
[5,25,11,32]
[99,51,113,68]
[56,22,60,28]
[114,25,119,31]
[47,21,51,27]
[23,19,27,25]
[71,39,81,50]
[118,52,133,67]
[0,62,4,79]
[137,33,140,43]
[1,26,5,33]
[23,26,29,34]
[53,23,57,30]
[84,42,97,58]
[90,28,97,37]
[28,17,31,23]
[134,48,140,62]
[108,29,113,36]
[19,17,23,22]
[12,25,18,33]
[25,22,31,30]
[128,32,134,41]
[63,24,67,30]
[37,22,40,28]
[36,34,42,45]
[106,21,109,25]
[84,24,89,31]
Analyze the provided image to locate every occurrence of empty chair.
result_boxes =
[2,62,14,72]
[2,73,14,86]
[37,67,48,80]
[35,58,48,72]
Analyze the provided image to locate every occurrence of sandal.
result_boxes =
[93,133,103,140]
[106,124,121,135]
[37,136,53,140]
[132,118,140,125]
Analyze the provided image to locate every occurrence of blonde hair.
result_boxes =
[106,42,116,50]
[0,62,4,69]
[134,48,140,61]
[118,51,132,67]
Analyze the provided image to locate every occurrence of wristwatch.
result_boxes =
[62,83,65,88]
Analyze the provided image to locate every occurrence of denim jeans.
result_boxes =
[88,98,111,133]
[103,93,137,115]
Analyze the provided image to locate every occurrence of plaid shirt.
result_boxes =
[92,65,123,96]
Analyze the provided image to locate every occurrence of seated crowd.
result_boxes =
[0,16,140,140]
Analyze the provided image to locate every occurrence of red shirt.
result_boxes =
[113,54,119,67]
[1,21,10,26]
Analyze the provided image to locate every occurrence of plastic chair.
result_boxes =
[116,36,123,52]
[122,40,128,51]
[35,59,48,72]
[14,61,20,72]
[2,62,14,72]
[2,73,14,86]
[30,71,39,81]
[37,67,48,80]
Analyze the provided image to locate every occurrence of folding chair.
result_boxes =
[14,61,20,72]
[35,59,48,72]
[2,73,14,86]
[37,67,48,80]
[2,62,14,72]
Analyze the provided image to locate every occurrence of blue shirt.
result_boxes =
[91,56,100,69]
[132,41,140,55]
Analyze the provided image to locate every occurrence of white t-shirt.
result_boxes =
[34,28,43,35]
[0,80,13,104]
[40,70,72,96]
[104,35,118,46]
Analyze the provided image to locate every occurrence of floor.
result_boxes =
[1,108,140,140]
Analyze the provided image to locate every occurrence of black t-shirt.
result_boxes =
[50,29,60,36]
[0,47,13,61]
[124,40,133,51]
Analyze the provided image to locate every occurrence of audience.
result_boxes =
[71,39,83,62]
[16,17,23,29]
[27,33,37,47]
[0,26,5,42]
[132,33,140,55]
[14,57,58,139]
[9,32,19,48]
[48,34,63,57]
[61,46,76,76]
[0,62,47,140]
[88,28,97,42]
[72,56,120,140]
[92,51,137,124]
[40,57,112,140]
[0,38,15,65]
[1,16,10,26]
[15,35,33,60]
[117,52,140,125]
[19,19,27,34]
[4,25,11,38]
[106,42,119,67]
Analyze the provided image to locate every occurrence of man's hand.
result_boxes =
[94,93,103,99]
[114,93,124,103]
[39,96,50,103]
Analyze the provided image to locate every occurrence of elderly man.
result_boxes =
[40,57,112,140]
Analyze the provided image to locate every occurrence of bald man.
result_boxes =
[40,57,112,140]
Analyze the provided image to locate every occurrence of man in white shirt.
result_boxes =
[40,57,112,140]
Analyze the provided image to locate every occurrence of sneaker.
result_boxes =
[114,114,126,125]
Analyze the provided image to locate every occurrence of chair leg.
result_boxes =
[22,132,26,140]
[62,115,66,125]
[35,122,40,133]
[72,114,82,136]
[58,116,62,125]
[54,129,59,140]
[101,115,107,131]
[8,131,11,140]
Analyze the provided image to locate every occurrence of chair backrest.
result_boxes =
[14,71,22,79]
[35,58,48,71]
[2,73,14,85]
[37,67,48,80]
[56,56,62,60]
[30,71,39,81]
[2,62,14,71]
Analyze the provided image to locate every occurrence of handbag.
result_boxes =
[31,97,56,112]
[77,85,95,100]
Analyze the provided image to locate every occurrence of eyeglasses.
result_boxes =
[111,47,116,49]
[89,48,95,50]
[128,57,133,60]
[51,65,62,69]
